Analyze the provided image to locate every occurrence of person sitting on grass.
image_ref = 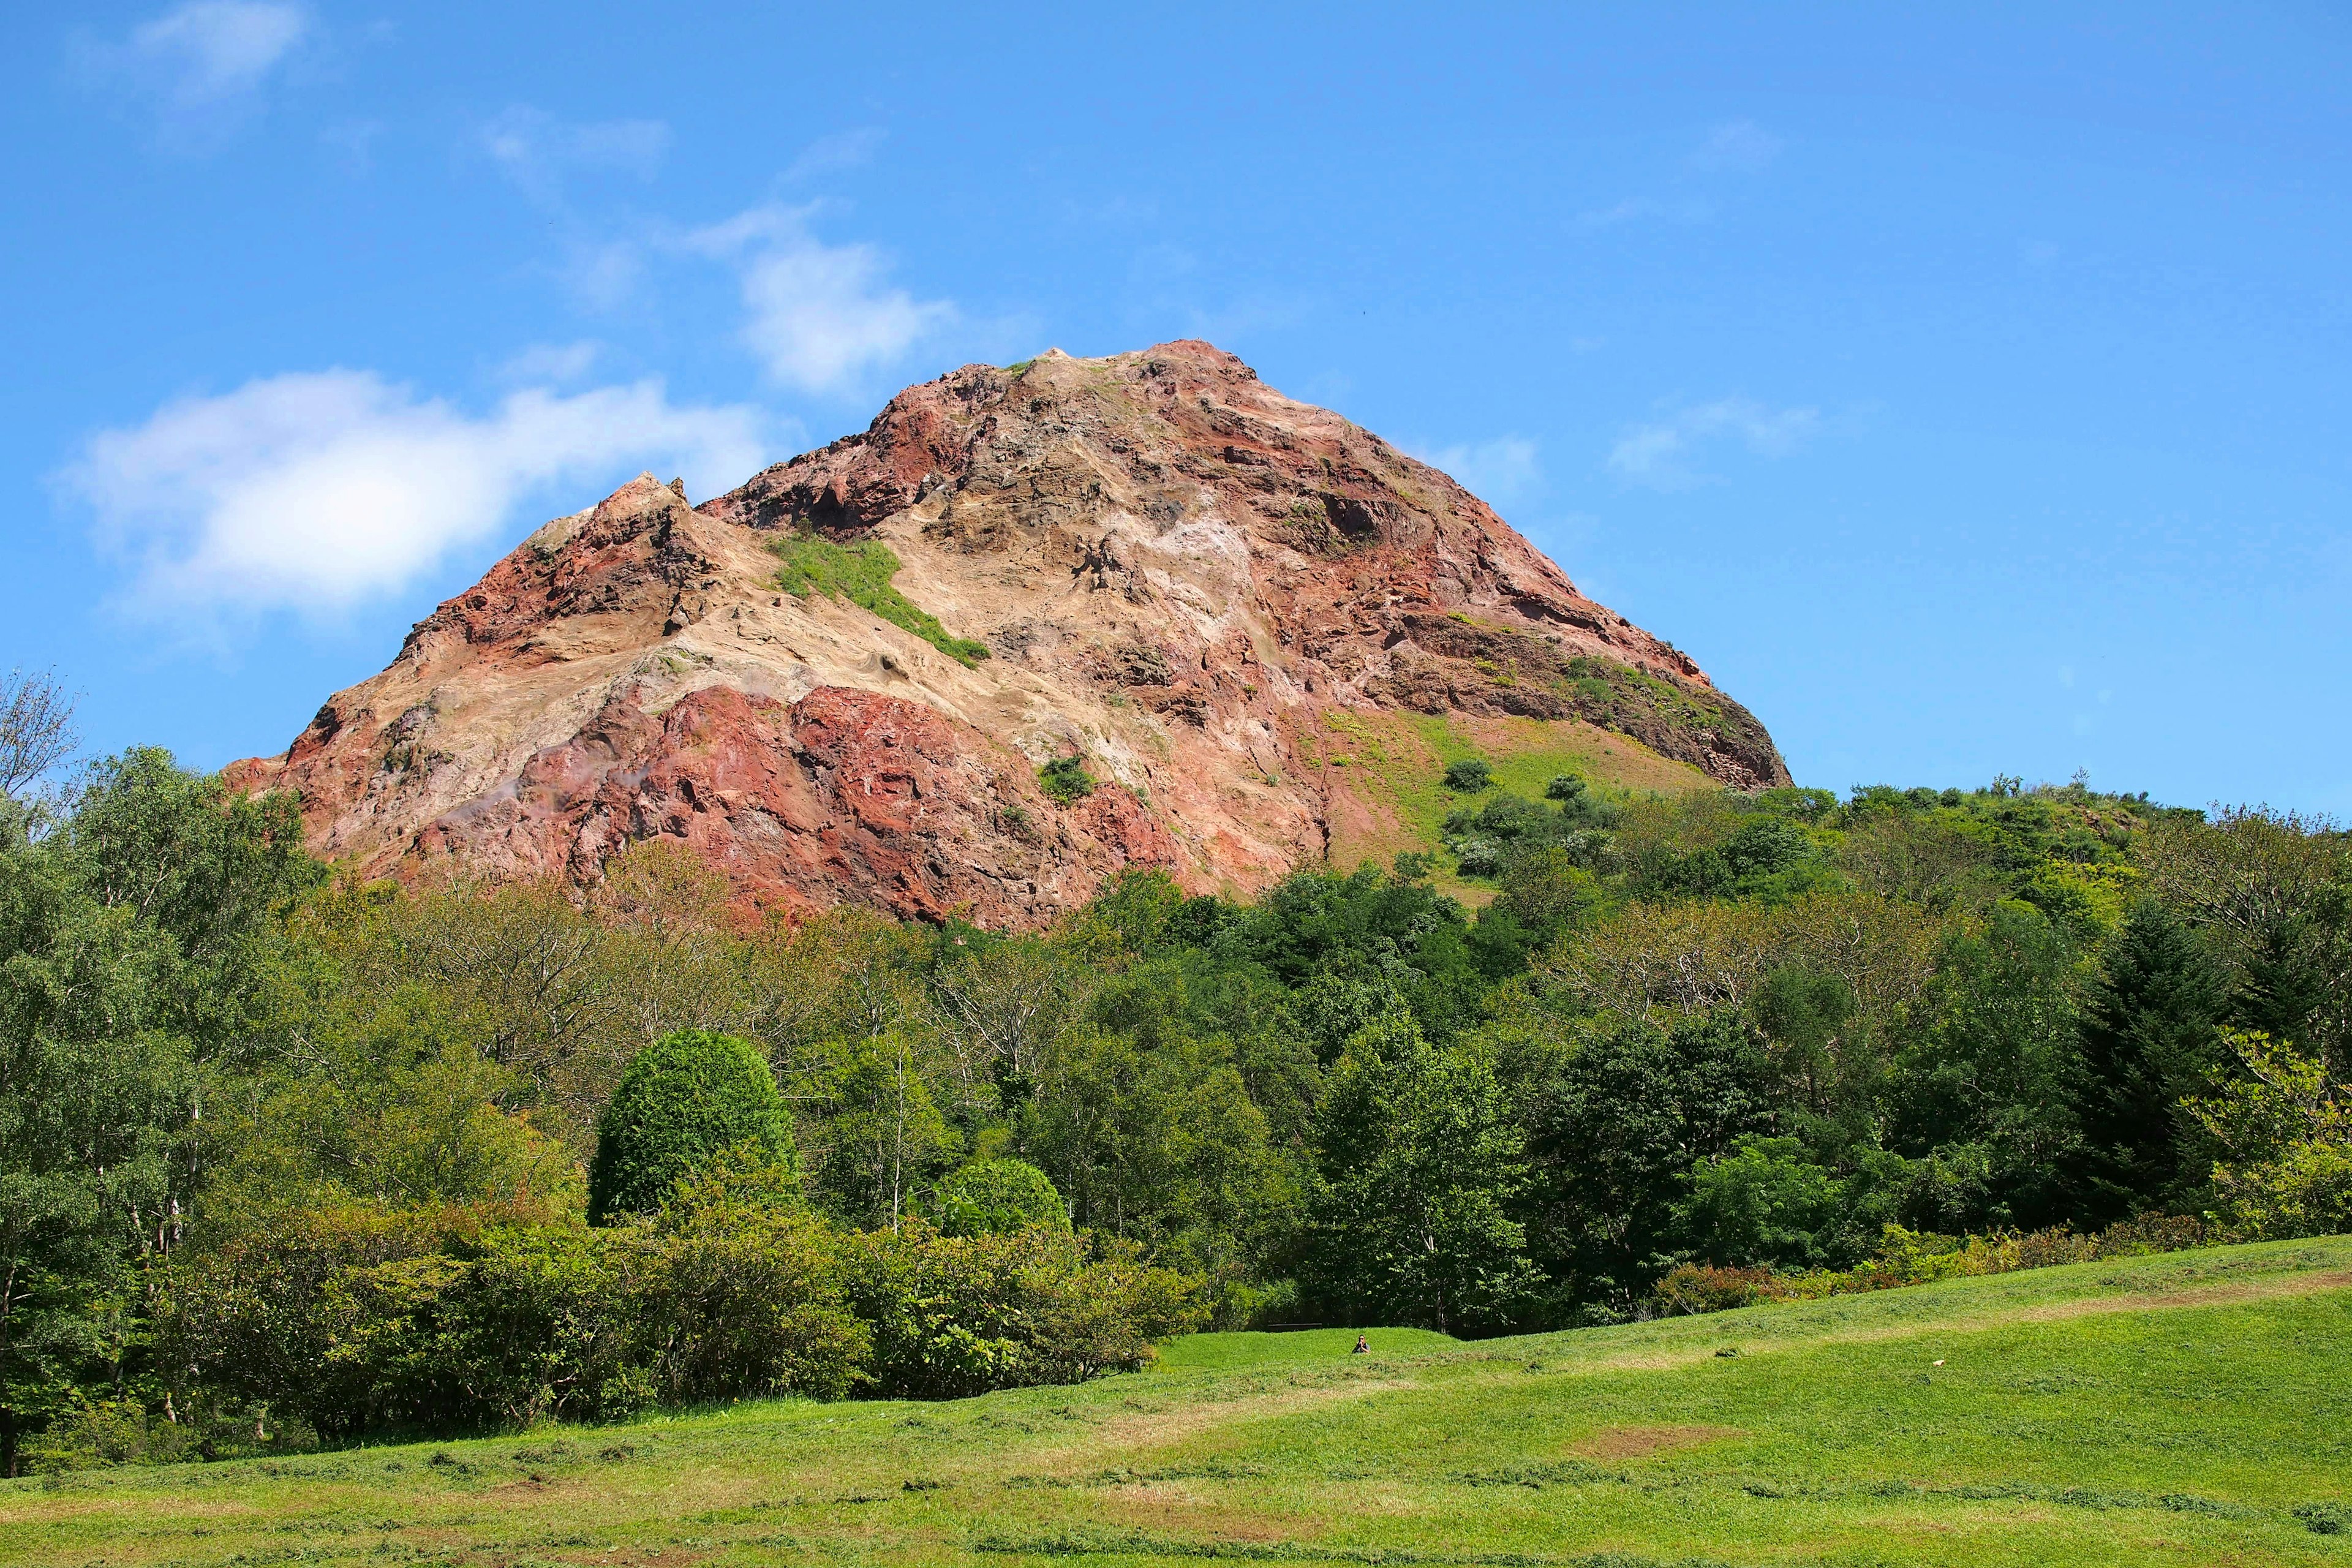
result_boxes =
[1352,1334,1370,1355]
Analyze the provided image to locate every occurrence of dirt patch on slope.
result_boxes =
[1569,1423,1744,1460]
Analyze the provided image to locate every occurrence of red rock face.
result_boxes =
[231,341,1788,925]
[392,684,1177,927]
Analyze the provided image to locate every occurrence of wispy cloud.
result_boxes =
[493,341,605,385]
[785,128,886,183]
[64,371,770,627]
[82,1,312,143]
[684,205,954,394]
[1414,437,1542,507]
[1579,120,1783,230]
[1576,196,1712,230]
[481,105,672,203]
[1607,398,1819,490]
[1687,119,1783,173]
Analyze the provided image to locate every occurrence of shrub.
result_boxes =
[165,1175,868,1437]
[159,1200,504,1440]
[17,1395,205,1472]
[1654,1263,1777,1316]
[1455,837,1505,877]
[587,1030,796,1224]
[627,1163,869,1404]
[927,1159,1068,1237]
[1648,1214,2212,1315]
[1039,755,1096,802]
[841,1221,1204,1398]
[1208,1276,1300,1331]
[1443,758,1493,792]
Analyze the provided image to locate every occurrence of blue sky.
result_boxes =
[7,3,2348,812]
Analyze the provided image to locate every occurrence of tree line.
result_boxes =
[3,669,2348,1469]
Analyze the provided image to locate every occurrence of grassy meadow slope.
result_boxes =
[7,1238,2349,1568]
[1313,709,1714,902]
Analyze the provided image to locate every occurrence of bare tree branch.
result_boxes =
[0,668,77,799]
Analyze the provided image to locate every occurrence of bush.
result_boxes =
[1039,755,1096,802]
[627,1162,869,1404]
[163,1155,1194,1436]
[1648,1214,2212,1315]
[160,1201,499,1440]
[1455,837,1505,877]
[841,1221,1204,1398]
[1207,1276,1300,1331]
[1654,1263,1777,1316]
[1443,758,1493,792]
[588,1030,796,1224]
[927,1159,1068,1236]
[165,1175,869,1437]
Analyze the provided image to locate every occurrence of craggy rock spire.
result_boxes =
[230,341,1787,925]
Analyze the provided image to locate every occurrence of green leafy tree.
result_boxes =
[587,1031,796,1224]
[1520,1009,1776,1303]
[1676,1136,1847,1269]
[0,749,314,1474]
[1302,1012,1539,1333]
[1020,1022,1296,1281]
[815,1025,961,1229]
[1891,902,2091,1229]
[2187,1030,2352,1238]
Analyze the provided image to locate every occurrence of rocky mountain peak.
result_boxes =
[229,341,1787,925]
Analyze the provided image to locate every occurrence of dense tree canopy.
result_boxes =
[5,739,2350,1471]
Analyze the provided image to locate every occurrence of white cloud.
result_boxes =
[1414,437,1542,507]
[1688,119,1783,172]
[482,105,671,202]
[685,205,954,393]
[83,1,311,141]
[1607,398,1820,490]
[66,371,770,623]
[127,1,308,107]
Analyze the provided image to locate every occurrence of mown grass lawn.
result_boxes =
[7,1237,2350,1567]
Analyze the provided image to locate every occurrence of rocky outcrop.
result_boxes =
[230,341,1788,924]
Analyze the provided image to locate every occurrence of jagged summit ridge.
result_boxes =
[230,340,1787,924]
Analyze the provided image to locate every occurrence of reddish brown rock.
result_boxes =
[232,341,1787,925]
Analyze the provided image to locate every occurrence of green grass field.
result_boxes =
[9,1238,2350,1567]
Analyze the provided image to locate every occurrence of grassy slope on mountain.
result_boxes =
[1313,709,1715,902]
[9,1237,2348,1568]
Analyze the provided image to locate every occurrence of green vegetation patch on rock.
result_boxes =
[1380,612,1782,786]
[769,531,992,667]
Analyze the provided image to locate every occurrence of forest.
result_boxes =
[3,677,2349,1474]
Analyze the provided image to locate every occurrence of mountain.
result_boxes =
[228,341,1788,925]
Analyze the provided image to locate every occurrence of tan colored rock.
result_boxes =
[229,341,1787,925]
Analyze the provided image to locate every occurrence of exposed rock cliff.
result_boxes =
[229,341,1787,924]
